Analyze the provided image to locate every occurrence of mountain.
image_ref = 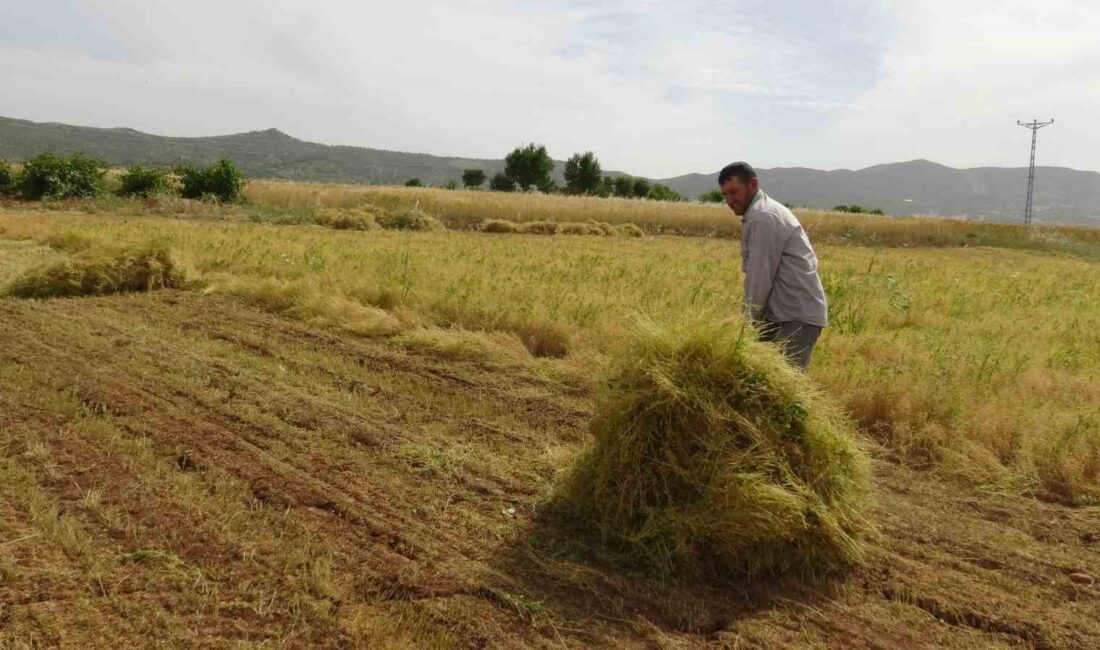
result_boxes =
[661,160,1100,227]
[1,116,1097,227]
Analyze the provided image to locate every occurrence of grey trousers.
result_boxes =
[758,321,822,370]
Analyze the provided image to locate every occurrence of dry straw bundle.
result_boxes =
[554,317,873,579]
[3,243,184,299]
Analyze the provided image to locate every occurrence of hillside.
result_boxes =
[664,160,1100,227]
[2,115,1098,226]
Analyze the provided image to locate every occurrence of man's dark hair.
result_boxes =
[717,161,757,186]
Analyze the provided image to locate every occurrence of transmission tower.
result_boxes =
[1016,117,1054,226]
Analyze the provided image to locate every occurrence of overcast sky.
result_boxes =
[1,0,1097,178]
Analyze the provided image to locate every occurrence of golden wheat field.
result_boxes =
[1,184,1099,647]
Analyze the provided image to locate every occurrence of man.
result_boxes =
[718,162,828,369]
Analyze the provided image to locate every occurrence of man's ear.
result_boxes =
[750,177,760,192]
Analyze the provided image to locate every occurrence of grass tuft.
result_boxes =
[3,243,184,299]
[553,317,873,579]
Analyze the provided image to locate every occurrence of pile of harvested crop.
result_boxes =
[3,243,184,299]
[554,318,872,579]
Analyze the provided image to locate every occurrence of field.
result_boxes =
[1,185,1098,647]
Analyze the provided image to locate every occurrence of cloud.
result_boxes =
[0,0,1096,176]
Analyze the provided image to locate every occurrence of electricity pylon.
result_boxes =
[1016,118,1054,226]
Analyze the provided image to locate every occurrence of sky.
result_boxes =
[1,0,1097,178]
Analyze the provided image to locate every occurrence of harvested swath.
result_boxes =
[395,328,526,364]
[517,221,559,236]
[613,223,645,238]
[558,222,602,235]
[553,317,872,580]
[314,207,382,231]
[3,244,184,299]
[481,219,519,234]
[379,206,446,232]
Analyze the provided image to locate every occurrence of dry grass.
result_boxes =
[241,180,1100,254]
[1,186,1098,502]
[554,317,872,579]
[3,243,183,299]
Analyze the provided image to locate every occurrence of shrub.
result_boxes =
[481,219,519,233]
[3,244,184,299]
[489,173,516,192]
[379,206,445,231]
[462,168,486,188]
[0,161,15,196]
[552,318,872,579]
[405,178,423,187]
[117,165,170,198]
[699,189,725,203]
[442,180,458,190]
[178,159,245,202]
[19,152,107,200]
[646,183,682,202]
[517,221,559,235]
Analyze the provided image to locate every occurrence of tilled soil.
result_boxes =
[1,291,1098,648]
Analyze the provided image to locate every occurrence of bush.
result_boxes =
[19,152,107,200]
[379,206,445,231]
[489,172,516,192]
[0,161,16,197]
[117,165,170,198]
[178,159,245,202]
[699,189,725,203]
[3,244,184,299]
[481,219,519,233]
[462,168,487,188]
[553,318,872,579]
[405,178,423,187]
[442,180,458,190]
[646,183,682,202]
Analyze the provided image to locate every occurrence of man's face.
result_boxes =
[720,177,759,216]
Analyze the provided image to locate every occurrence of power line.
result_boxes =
[1016,118,1054,226]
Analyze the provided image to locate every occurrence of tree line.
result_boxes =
[405,144,684,201]
[0,152,245,202]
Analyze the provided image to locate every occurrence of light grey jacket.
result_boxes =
[740,191,828,327]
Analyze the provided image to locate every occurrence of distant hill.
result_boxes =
[2,116,1097,227]
[662,161,1100,227]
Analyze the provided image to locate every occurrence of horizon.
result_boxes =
[5,113,1098,180]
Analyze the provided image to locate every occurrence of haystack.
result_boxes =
[554,318,872,579]
[3,243,184,299]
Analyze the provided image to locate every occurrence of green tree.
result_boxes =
[646,183,681,202]
[405,178,423,187]
[442,179,458,190]
[20,152,107,200]
[612,175,634,198]
[461,168,486,188]
[563,151,602,195]
[631,177,651,199]
[0,161,15,197]
[489,172,516,192]
[699,189,724,203]
[596,176,614,198]
[117,165,169,198]
[504,143,553,192]
[177,159,245,202]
